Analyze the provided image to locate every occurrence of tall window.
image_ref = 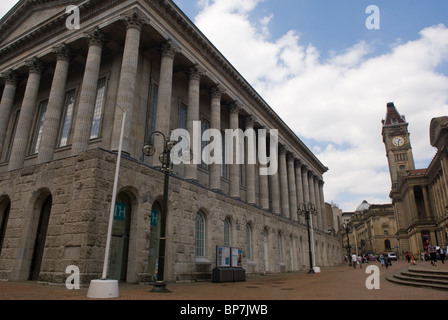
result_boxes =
[246,224,252,260]
[224,218,231,247]
[195,212,205,257]
[4,110,20,162]
[278,233,283,263]
[31,100,48,154]
[58,89,76,147]
[221,131,228,179]
[201,119,210,170]
[148,84,159,144]
[90,78,106,140]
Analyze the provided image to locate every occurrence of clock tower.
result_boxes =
[382,102,416,188]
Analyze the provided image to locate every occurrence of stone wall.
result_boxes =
[0,148,342,284]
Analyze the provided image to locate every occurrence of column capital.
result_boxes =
[245,115,255,128]
[210,84,226,100]
[186,64,205,81]
[228,100,241,115]
[85,27,106,47]
[160,40,180,59]
[286,153,295,162]
[294,159,302,168]
[279,145,287,155]
[122,7,149,31]
[25,57,45,75]
[1,69,18,85]
[53,42,73,62]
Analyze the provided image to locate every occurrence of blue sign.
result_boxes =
[114,202,126,221]
[151,209,158,226]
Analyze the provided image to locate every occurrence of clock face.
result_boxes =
[392,136,405,147]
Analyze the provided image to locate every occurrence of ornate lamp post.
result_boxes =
[297,202,317,274]
[341,222,353,266]
[143,131,177,292]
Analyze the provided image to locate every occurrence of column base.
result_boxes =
[87,279,119,299]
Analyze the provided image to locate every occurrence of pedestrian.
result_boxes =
[405,251,410,263]
[410,255,416,265]
[428,243,437,266]
[352,253,357,269]
[439,247,446,264]
[380,253,385,268]
[357,254,363,269]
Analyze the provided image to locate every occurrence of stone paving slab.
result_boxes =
[1,260,448,302]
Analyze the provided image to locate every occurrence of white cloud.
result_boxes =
[194,1,448,211]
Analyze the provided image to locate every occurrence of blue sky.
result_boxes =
[1,1,447,212]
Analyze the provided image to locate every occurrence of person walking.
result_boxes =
[380,253,385,268]
[428,243,438,266]
[439,247,445,264]
[352,253,358,269]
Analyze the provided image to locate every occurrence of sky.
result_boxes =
[1,1,447,212]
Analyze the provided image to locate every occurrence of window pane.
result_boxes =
[195,212,205,257]
[90,78,106,140]
[246,225,252,260]
[59,90,76,147]
[224,219,230,247]
[201,119,209,170]
[32,100,48,154]
[149,84,159,144]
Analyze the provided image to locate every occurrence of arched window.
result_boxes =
[0,199,11,257]
[224,218,231,247]
[246,224,252,260]
[278,232,283,263]
[195,212,205,257]
[385,239,391,250]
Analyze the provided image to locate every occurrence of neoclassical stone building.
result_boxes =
[382,103,448,258]
[0,0,341,285]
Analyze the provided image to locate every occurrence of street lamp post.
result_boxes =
[341,222,352,266]
[297,202,318,274]
[143,131,177,293]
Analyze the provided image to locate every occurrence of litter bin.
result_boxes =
[212,267,234,283]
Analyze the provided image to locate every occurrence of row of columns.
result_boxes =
[177,59,327,229]
[0,9,147,170]
[0,7,328,230]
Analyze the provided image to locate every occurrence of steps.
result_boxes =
[386,265,448,291]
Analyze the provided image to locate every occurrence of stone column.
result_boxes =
[302,166,310,204]
[279,146,290,218]
[270,142,281,214]
[153,40,179,167]
[319,180,327,230]
[111,9,148,155]
[37,43,72,164]
[209,84,224,191]
[308,172,318,229]
[245,116,256,204]
[313,175,321,230]
[71,27,105,155]
[184,65,204,181]
[0,70,18,159]
[258,126,269,209]
[295,160,304,223]
[229,102,240,199]
[8,58,44,171]
[287,153,298,220]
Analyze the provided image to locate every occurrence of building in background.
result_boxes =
[382,103,448,258]
[0,0,341,285]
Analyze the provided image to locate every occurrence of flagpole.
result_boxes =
[87,111,126,299]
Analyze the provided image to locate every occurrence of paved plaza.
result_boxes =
[0,260,447,301]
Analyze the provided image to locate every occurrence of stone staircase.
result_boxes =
[386,265,448,291]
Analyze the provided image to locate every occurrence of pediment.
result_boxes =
[0,0,81,45]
